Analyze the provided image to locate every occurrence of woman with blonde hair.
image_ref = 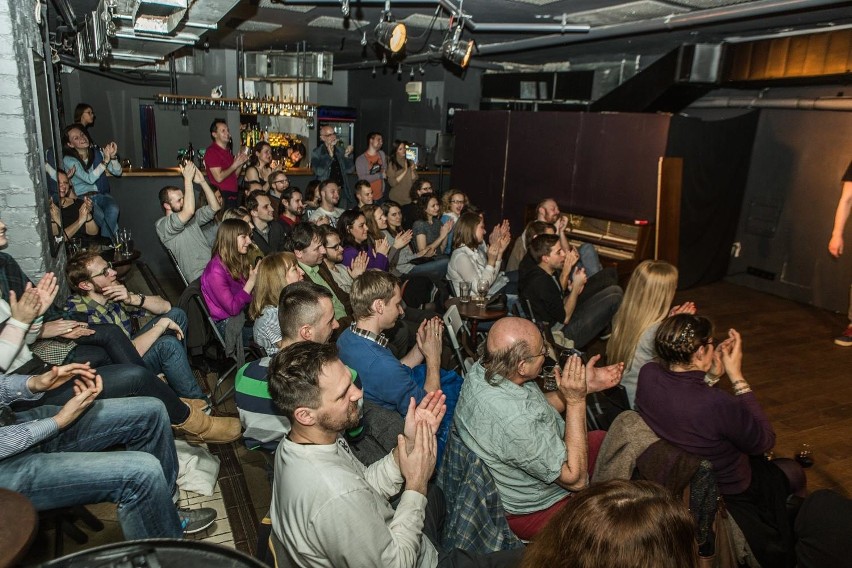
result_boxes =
[606,260,694,407]
[520,479,699,568]
[250,252,304,355]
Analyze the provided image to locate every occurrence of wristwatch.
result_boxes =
[137,293,146,306]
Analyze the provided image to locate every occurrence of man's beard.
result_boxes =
[318,400,361,433]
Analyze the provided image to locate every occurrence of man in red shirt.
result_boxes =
[204,118,248,207]
[355,132,386,202]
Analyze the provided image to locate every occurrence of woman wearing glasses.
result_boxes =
[440,190,469,253]
[636,314,800,568]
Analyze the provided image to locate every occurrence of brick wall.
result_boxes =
[0,0,62,282]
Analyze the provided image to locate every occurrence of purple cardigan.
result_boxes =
[635,362,775,495]
[342,244,389,272]
[200,254,252,321]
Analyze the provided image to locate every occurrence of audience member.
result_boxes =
[387,139,418,205]
[250,252,304,356]
[306,180,345,226]
[244,141,276,191]
[828,165,852,346]
[302,179,321,211]
[354,179,375,208]
[156,162,222,282]
[401,179,434,228]
[277,184,304,231]
[413,194,454,255]
[204,118,248,207]
[311,126,355,208]
[200,218,258,330]
[266,171,287,213]
[49,169,100,244]
[239,179,264,207]
[267,341,523,567]
[62,123,122,238]
[454,317,622,540]
[73,102,97,145]
[355,132,386,202]
[318,225,367,295]
[636,314,797,567]
[519,234,622,348]
[0,365,218,538]
[288,222,348,321]
[337,270,462,459]
[65,252,205,398]
[285,142,306,169]
[607,260,695,407]
[447,212,513,296]
[247,190,286,255]
[520,479,699,568]
[440,190,468,253]
[507,220,552,272]
[338,208,391,271]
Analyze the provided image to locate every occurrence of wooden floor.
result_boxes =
[668,281,852,498]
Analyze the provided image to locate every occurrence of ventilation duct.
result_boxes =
[243,51,334,82]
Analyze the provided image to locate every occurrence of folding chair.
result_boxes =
[164,246,189,288]
[443,304,473,377]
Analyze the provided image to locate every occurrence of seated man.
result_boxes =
[289,222,349,322]
[247,190,287,255]
[306,180,345,226]
[65,251,207,402]
[336,270,461,460]
[0,363,218,537]
[454,316,623,540]
[318,225,368,294]
[267,341,522,568]
[234,281,401,465]
[519,234,623,348]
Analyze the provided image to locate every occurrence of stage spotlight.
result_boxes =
[375,19,406,53]
[442,36,473,69]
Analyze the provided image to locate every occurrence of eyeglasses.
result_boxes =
[450,199,465,204]
[89,262,113,279]
[325,242,342,250]
[273,178,288,184]
[523,341,548,361]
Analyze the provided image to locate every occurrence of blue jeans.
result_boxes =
[0,397,182,539]
[577,243,603,277]
[557,284,623,348]
[406,255,450,283]
[90,193,119,239]
[136,308,206,400]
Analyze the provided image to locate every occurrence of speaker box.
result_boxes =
[434,133,455,166]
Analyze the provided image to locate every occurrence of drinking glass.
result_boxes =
[118,228,132,257]
[540,365,557,392]
[458,282,471,303]
[795,443,814,468]
[475,279,490,307]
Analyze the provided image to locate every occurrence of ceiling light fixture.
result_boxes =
[374,1,406,54]
[442,25,473,69]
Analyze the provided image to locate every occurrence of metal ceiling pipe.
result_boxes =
[690,95,852,111]
[475,0,851,55]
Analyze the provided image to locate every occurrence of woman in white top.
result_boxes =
[249,252,304,356]
[606,260,695,407]
[447,212,513,296]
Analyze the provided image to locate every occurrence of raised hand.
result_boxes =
[347,251,369,279]
[393,229,413,250]
[180,160,198,181]
[374,238,391,256]
[397,421,437,495]
[403,391,448,447]
[570,267,587,295]
[417,317,444,363]
[101,284,130,304]
[669,301,697,316]
[584,354,624,393]
[564,246,580,273]
[439,218,455,237]
[557,354,587,405]
[33,273,59,316]
[555,215,569,234]
[8,288,41,324]
[719,328,744,382]
[66,164,77,179]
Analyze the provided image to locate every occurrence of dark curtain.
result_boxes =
[139,104,158,168]
[668,112,760,289]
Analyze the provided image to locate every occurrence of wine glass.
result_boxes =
[118,228,132,256]
[475,279,490,307]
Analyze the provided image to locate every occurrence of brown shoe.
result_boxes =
[174,398,241,444]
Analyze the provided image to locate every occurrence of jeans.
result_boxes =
[557,284,623,348]
[136,308,206,400]
[0,397,182,539]
[25,363,191,424]
[407,256,450,283]
[71,323,146,367]
[577,243,603,277]
[90,193,119,239]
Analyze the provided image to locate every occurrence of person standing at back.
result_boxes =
[204,118,249,208]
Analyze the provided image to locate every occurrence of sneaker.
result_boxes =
[179,506,217,534]
[834,325,852,347]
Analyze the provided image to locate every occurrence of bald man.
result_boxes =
[453,317,623,540]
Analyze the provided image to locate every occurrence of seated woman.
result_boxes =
[440,189,468,253]
[412,194,453,254]
[49,169,105,248]
[244,141,277,192]
[61,123,122,238]
[401,179,433,229]
[606,260,695,407]
[521,479,699,568]
[200,218,259,343]
[250,252,304,356]
[447,211,513,296]
[636,314,799,568]
[337,208,390,272]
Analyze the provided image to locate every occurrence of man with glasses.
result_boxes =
[266,172,288,216]
[453,316,623,540]
[311,126,356,208]
[288,222,349,323]
[65,252,207,403]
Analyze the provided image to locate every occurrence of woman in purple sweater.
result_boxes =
[635,314,797,567]
[201,218,259,323]
[337,208,390,272]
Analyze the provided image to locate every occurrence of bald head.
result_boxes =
[482,317,544,385]
[536,198,560,224]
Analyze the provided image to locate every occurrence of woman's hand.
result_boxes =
[375,238,391,256]
[669,301,696,316]
[41,320,95,339]
[439,218,455,237]
[497,227,512,255]
[393,229,413,250]
[80,197,93,218]
[8,287,41,324]
[244,261,260,292]
[50,201,63,224]
[33,273,59,316]
[719,328,745,382]
[347,251,369,279]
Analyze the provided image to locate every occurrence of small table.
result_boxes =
[445,297,508,348]
[0,489,37,566]
[101,246,141,279]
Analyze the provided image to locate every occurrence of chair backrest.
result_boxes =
[164,244,190,288]
[443,304,471,376]
[181,278,228,349]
